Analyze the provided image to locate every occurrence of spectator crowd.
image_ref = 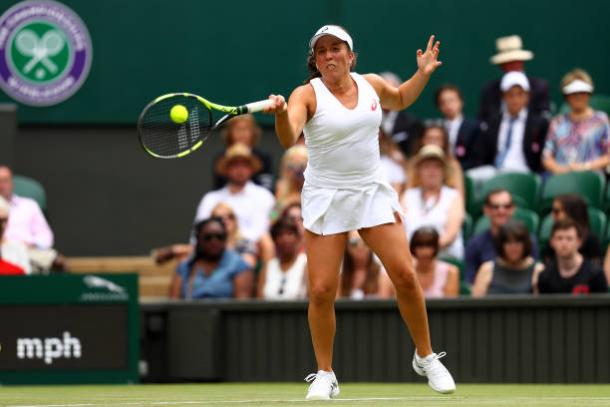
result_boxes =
[2,34,609,299]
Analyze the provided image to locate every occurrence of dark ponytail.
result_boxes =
[305,52,321,84]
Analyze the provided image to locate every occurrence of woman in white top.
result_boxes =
[402,144,465,259]
[265,25,455,399]
[258,216,307,300]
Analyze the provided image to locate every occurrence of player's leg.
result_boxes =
[303,229,346,400]
[358,221,432,355]
[358,220,456,393]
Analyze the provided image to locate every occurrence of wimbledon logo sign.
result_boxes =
[0,0,92,106]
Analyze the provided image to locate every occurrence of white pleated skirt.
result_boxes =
[301,180,403,235]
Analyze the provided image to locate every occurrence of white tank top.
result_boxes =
[303,72,383,189]
[262,252,307,300]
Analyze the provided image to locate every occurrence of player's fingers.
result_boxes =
[417,49,423,56]
[426,35,434,51]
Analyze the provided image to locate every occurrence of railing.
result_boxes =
[140,295,610,383]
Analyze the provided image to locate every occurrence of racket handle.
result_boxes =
[244,99,273,113]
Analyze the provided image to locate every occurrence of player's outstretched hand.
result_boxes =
[417,35,442,75]
[264,94,288,115]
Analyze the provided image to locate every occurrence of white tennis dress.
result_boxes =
[302,72,402,235]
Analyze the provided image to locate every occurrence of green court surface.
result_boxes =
[1,383,610,407]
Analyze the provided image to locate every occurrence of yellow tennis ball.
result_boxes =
[170,104,189,124]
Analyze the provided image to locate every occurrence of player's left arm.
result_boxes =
[364,35,442,111]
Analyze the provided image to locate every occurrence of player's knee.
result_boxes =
[392,266,418,294]
[309,283,336,305]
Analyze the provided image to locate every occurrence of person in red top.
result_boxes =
[0,196,27,275]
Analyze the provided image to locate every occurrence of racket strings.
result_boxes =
[139,95,213,158]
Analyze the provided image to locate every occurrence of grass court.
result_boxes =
[2,383,610,407]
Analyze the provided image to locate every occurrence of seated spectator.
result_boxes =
[212,202,258,267]
[274,145,307,218]
[535,219,607,294]
[337,231,392,299]
[473,72,548,177]
[0,164,59,273]
[465,189,539,283]
[154,202,261,267]
[277,202,306,255]
[169,217,253,299]
[379,130,407,195]
[379,71,424,158]
[435,84,480,170]
[402,145,464,259]
[410,227,459,298]
[542,69,610,174]
[213,115,274,191]
[542,194,603,264]
[478,35,550,123]
[472,220,544,297]
[195,143,275,242]
[257,217,307,300]
[0,196,30,275]
[407,123,464,198]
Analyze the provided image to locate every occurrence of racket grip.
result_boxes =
[245,99,273,113]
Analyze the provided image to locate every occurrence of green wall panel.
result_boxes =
[0,0,608,124]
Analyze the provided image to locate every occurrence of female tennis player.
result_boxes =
[265,25,456,399]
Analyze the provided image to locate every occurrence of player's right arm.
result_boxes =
[267,85,314,148]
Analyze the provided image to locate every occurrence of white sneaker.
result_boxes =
[305,370,340,400]
[412,351,456,394]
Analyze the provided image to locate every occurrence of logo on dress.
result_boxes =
[371,99,378,111]
[0,0,93,106]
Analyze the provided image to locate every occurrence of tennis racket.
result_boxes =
[137,93,272,159]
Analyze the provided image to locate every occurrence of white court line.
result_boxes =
[9,396,610,407]
[7,396,457,407]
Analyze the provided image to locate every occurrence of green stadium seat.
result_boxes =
[478,172,541,211]
[472,207,540,235]
[538,213,554,256]
[464,173,480,217]
[438,255,470,295]
[588,207,607,240]
[540,171,605,213]
[604,183,610,214]
[13,174,47,211]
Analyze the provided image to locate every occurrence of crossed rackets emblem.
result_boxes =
[15,29,65,78]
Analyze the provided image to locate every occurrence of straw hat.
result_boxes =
[413,144,447,168]
[215,143,263,176]
[490,35,534,65]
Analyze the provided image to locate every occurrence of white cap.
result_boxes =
[500,71,530,92]
[309,25,353,51]
[562,79,594,95]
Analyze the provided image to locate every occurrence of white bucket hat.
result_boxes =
[490,35,534,65]
[309,25,353,51]
[562,79,594,95]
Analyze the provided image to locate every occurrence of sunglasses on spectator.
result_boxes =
[199,233,227,242]
[216,213,235,221]
[487,203,514,210]
[552,207,563,215]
